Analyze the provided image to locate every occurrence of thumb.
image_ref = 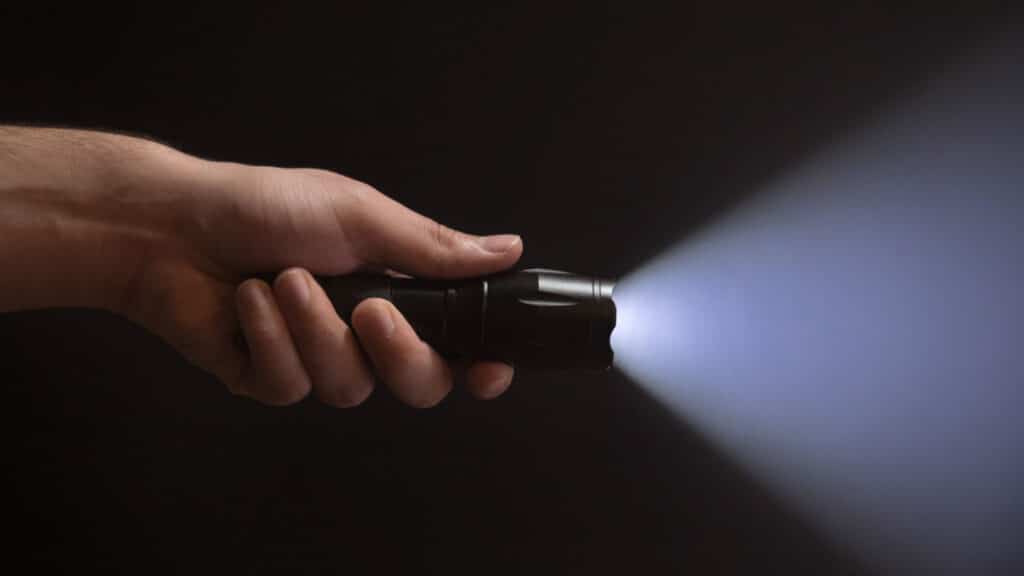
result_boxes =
[347,187,523,278]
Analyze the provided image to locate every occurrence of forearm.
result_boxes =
[0,127,199,313]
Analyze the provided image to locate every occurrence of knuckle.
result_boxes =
[349,180,379,200]
[337,178,378,213]
[276,386,311,406]
[318,380,373,408]
[329,180,376,254]
[407,388,448,409]
[430,219,460,248]
[255,378,311,407]
[399,365,452,409]
[428,220,463,275]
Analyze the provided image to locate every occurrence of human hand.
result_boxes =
[0,127,522,407]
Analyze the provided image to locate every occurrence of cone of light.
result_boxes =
[611,32,1024,575]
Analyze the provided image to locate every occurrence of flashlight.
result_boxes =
[317,269,616,370]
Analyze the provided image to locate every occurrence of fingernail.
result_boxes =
[279,269,309,306]
[476,234,521,254]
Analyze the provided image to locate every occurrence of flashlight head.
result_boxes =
[480,269,616,370]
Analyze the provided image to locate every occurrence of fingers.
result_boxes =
[350,298,453,408]
[235,279,312,405]
[272,268,374,407]
[347,187,523,278]
[465,362,515,400]
[236,271,515,408]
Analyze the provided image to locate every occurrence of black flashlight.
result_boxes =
[316,269,616,370]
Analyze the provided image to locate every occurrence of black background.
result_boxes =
[0,3,1011,574]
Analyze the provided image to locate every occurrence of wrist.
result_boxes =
[0,127,204,313]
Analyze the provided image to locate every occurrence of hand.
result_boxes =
[0,127,522,407]
[135,163,524,407]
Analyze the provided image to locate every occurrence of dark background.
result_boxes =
[0,3,1011,574]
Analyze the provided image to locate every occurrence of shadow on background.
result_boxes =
[0,3,1012,573]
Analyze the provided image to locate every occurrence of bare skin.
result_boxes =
[0,126,521,407]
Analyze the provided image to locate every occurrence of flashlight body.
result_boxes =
[318,270,616,370]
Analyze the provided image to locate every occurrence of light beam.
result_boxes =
[613,30,1024,575]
